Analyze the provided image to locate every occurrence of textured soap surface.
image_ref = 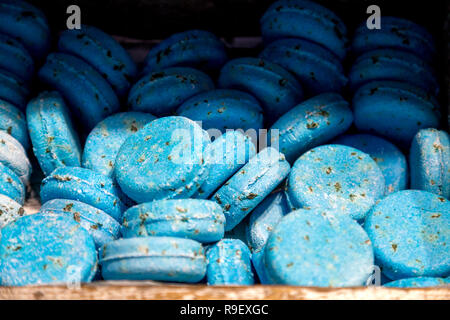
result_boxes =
[0,162,25,205]
[409,129,450,198]
[0,130,31,184]
[364,190,450,280]
[0,98,29,150]
[334,134,408,194]
[40,199,121,249]
[264,208,374,286]
[384,277,448,288]
[115,116,210,203]
[100,236,207,282]
[82,112,156,177]
[270,93,353,163]
[122,199,225,243]
[206,239,254,285]
[0,213,97,286]
[287,144,385,221]
[129,67,214,116]
[0,193,24,229]
[0,68,29,111]
[213,147,291,231]
[0,33,34,82]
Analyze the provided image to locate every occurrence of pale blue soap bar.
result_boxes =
[264,209,374,286]
[0,98,29,150]
[384,277,448,288]
[122,199,225,243]
[82,112,156,177]
[0,162,25,205]
[0,213,97,286]
[334,134,408,194]
[364,190,450,280]
[206,239,254,285]
[100,237,207,283]
[0,193,24,229]
[194,130,256,199]
[0,130,31,184]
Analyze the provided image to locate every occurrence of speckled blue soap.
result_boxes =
[82,112,156,178]
[353,81,440,147]
[259,38,348,96]
[38,53,120,130]
[265,208,374,286]
[193,130,256,199]
[115,116,210,203]
[0,33,34,82]
[246,191,290,253]
[0,213,97,286]
[0,68,29,110]
[206,239,254,285]
[384,277,448,288]
[351,16,436,63]
[40,199,121,249]
[40,166,127,222]
[364,190,450,280]
[348,49,439,95]
[270,93,353,163]
[287,144,385,221]
[58,24,137,98]
[213,147,290,231]
[410,129,450,198]
[122,199,225,243]
[0,162,25,204]
[0,0,51,61]
[0,193,24,229]
[129,67,214,116]
[251,249,272,284]
[142,30,227,75]
[260,0,348,60]
[334,134,408,194]
[27,91,82,176]
[0,98,29,150]
[0,130,31,184]
[176,89,264,134]
[100,237,207,282]
[218,57,304,121]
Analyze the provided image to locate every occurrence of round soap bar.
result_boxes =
[27,91,82,176]
[0,162,25,204]
[0,98,29,150]
[0,130,31,184]
[82,112,157,177]
[0,213,97,286]
[193,130,256,199]
[259,38,348,96]
[0,0,51,61]
[351,16,436,63]
[128,67,214,116]
[270,93,353,163]
[38,53,120,130]
[115,116,210,203]
[100,237,207,282]
[410,129,450,198]
[353,81,440,147]
[40,199,121,249]
[260,0,348,60]
[334,134,408,194]
[122,199,225,243]
[384,277,448,288]
[213,147,291,231]
[246,191,290,253]
[287,144,385,221]
[40,166,127,221]
[0,193,24,229]
[364,190,450,280]
[176,89,264,134]
[58,25,137,98]
[0,33,34,82]
[206,239,254,285]
[265,208,374,286]
[0,68,29,110]
[348,49,439,95]
[218,57,304,121]
[142,30,227,75]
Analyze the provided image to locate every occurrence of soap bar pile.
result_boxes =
[0,0,448,288]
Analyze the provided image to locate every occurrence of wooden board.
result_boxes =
[0,282,448,300]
